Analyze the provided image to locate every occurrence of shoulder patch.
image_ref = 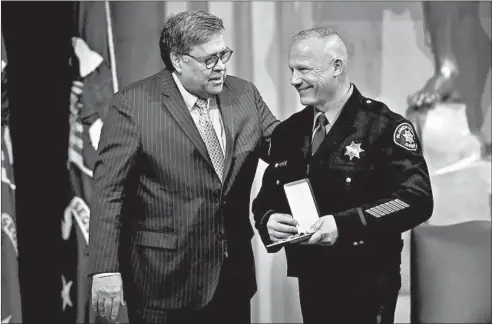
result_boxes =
[393,122,417,151]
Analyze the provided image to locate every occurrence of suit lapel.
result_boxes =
[217,83,236,185]
[159,69,213,166]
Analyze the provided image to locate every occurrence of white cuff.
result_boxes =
[92,272,120,279]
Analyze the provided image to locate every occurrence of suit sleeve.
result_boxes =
[252,162,286,253]
[250,83,280,163]
[252,126,292,253]
[88,91,141,275]
[333,120,434,241]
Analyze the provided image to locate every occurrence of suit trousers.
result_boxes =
[297,266,401,324]
[129,253,252,324]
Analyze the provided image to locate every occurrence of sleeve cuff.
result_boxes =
[260,209,276,230]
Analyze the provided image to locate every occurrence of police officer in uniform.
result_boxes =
[253,27,434,324]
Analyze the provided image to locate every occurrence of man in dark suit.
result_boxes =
[88,10,279,324]
[253,27,434,324]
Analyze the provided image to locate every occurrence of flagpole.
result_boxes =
[104,1,118,93]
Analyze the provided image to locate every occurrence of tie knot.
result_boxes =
[195,98,209,113]
[315,113,328,127]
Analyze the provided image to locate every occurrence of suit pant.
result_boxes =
[163,258,251,324]
[129,254,252,324]
[297,266,401,324]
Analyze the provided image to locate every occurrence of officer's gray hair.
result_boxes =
[159,10,224,72]
[292,27,343,43]
[292,27,349,77]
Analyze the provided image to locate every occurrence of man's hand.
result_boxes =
[303,215,339,246]
[267,213,299,242]
[91,274,124,320]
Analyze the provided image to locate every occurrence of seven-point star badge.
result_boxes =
[344,141,364,161]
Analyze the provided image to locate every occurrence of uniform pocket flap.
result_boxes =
[134,230,178,250]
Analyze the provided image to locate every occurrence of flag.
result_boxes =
[60,48,82,324]
[1,59,23,324]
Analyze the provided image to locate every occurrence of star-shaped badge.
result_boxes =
[344,141,364,161]
[61,275,73,311]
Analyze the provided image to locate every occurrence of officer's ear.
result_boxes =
[333,59,344,78]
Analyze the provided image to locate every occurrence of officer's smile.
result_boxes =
[297,86,312,94]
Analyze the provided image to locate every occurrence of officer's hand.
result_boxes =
[302,215,338,246]
[91,274,125,320]
[267,213,299,242]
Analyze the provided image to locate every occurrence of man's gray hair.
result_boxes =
[292,27,349,76]
[159,10,224,71]
[292,27,342,43]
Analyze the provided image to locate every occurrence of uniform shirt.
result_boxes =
[310,84,354,223]
[312,83,353,138]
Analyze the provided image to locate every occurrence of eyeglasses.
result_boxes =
[182,48,233,69]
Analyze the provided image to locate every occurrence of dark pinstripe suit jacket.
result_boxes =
[88,68,279,320]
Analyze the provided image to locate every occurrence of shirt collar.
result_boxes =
[172,72,209,112]
[313,83,353,130]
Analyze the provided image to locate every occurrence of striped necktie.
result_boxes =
[312,112,329,155]
[195,98,224,182]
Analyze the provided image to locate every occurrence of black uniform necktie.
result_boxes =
[312,113,329,155]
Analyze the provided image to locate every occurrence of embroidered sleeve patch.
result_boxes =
[365,199,409,218]
[393,123,417,151]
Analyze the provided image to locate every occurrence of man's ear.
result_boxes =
[170,52,183,73]
[333,59,344,78]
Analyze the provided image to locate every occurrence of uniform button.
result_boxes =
[359,240,364,245]
[345,177,352,184]
[222,200,227,207]
[353,241,359,246]
[366,99,372,104]
[275,163,279,168]
[276,180,280,185]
